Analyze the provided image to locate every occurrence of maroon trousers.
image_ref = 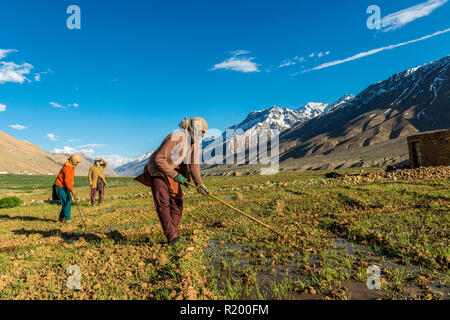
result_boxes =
[149,176,183,242]
[91,178,105,205]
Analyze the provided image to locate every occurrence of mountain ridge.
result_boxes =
[279,55,450,161]
[0,130,120,176]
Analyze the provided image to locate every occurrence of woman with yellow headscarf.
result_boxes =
[53,154,82,223]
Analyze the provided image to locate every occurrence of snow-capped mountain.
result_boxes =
[325,94,355,113]
[280,55,450,160]
[200,103,346,165]
[228,106,305,134]
[294,95,356,122]
[114,152,152,176]
[202,105,327,154]
[297,102,329,118]
[209,101,348,145]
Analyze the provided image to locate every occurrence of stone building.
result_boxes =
[407,129,450,168]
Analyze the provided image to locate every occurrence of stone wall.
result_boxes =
[407,129,450,168]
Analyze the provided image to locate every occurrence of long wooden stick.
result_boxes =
[185,181,283,237]
[73,198,86,223]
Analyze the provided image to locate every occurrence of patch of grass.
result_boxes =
[0,196,23,209]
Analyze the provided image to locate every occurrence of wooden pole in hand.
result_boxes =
[74,198,86,224]
[185,181,283,237]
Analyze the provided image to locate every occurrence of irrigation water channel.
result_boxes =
[204,232,449,300]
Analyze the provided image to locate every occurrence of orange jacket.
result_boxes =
[54,165,75,193]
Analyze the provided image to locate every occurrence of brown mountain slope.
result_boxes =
[280,55,450,161]
[0,130,119,176]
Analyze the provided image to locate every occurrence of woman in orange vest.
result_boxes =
[53,154,82,223]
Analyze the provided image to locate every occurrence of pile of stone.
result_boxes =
[328,166,450,185]
[383,166,450,180]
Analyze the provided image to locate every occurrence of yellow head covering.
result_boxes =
[192,117,208,132]
[65,153,82,167]
[179,117,208,132]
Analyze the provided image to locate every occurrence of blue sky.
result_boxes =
[1,0,449,166]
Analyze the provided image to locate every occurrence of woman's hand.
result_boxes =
[197,185,210,195]
[72,192,80,202]
[174,174,188,184]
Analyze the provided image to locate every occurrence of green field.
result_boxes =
[0,168,448,300]
[0,174,137,193]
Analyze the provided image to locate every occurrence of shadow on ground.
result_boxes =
[11,228,165,245]
[0,214,56,222]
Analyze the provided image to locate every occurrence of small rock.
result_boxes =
[184,286,198,300]
[157,253,168,266]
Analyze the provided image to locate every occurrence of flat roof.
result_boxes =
[407,129,450,141]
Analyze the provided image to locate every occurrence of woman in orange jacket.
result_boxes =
[53,154,82,223]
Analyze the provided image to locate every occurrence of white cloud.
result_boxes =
[230,50,251,56]
[0,49,38,84]
[51,102,79,109]
[34,69,51,82]
[50,102,67,109]
[309,53,315,58]
[77,143,106,149]
[382,0,448,32]
[211,51,260,73]
[79,149,95,157]
[0,62,33,84]
[53,143,106,158]
[68,138,80,143]
[9,124,27,130]
[0,103,6,112]
[100,154,135,169]
[53,146,94,157]
[0,49,17,60]
[54,147,133,167]
[309,28,450,71]
[317,51,330,58]
[53,146,78,154]
[278,56,305,68]
[45,133,57,141]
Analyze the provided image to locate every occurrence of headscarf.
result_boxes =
[65,154,82,167]
[179,117,208,143]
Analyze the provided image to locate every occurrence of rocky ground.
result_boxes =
[0,168,448,300]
